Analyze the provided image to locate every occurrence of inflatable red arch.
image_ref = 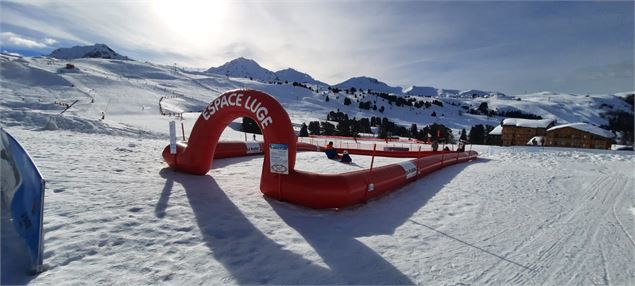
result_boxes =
[163,89,477,209]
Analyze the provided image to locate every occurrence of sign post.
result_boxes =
[169,121,176,154]
[269,144,289,174]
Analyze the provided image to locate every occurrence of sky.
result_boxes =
[0,0,633,95]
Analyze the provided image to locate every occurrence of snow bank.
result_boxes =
[1,110,163,139]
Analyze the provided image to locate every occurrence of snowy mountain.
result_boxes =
[275,68,327,86]
[456,89,493,97]
[406,86,504,98]
[206,57,277,82]
[404,86,439,96]
[0,53,631,142]
[334,76,403,94]
[48,44,129,60]
[1,53,634,286]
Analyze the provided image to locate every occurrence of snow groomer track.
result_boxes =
[163,89,478,209]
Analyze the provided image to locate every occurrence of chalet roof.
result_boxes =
[502,118,555,128]
[489,125,503,135]
[547,122,614,139]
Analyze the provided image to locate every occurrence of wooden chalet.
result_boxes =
[546,123,614,149]
[501,118,556,146]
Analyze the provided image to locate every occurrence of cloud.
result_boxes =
[549,61,634,93]
[1,50,22,57]
[0,1,632,94]
[1,32,47,48]
[0,30,58,51]
[43,38,57,45]
[575,62,634,81]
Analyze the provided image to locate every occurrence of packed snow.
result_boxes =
[4,126,633,285]
[1,54,634,285]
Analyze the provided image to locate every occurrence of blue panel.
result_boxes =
[1,128,45,271]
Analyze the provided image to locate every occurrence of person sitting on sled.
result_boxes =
[340,150,352,164]
[325,141,339,159]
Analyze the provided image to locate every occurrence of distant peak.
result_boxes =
[278,67,298,73]
[335,76,402,94]
[229,57,258,64]
[350,76,379,82]
[48,43,129,60]
[207,57,276,81]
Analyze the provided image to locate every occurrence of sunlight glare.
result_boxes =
[153,0,227,41]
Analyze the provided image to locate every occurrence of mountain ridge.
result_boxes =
[48,44,130,60]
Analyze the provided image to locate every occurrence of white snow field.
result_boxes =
[1,54,634,285]
[4,127,634,285]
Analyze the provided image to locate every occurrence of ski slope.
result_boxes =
[2,54,632,137]
[1,54,634,285]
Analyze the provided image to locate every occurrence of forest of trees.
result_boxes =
[303,110,455,142]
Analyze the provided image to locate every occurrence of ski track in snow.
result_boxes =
[2,126,632,285]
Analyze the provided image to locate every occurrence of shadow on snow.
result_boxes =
[157,156,486,284]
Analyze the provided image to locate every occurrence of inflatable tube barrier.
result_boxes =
[193,140,451,160]
[162,89,477,209]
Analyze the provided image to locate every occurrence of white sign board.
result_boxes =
[169,121,177,154]
[269,144,289,174]
[245,142,262,154]
[398,161,417,179]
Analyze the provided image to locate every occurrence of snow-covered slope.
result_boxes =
[0,55,631,139]
[275,68,326,86]
[1,53,634,285]
[406,86,504,98]
[334,76,403,94]
[48,44,129,60]
[206,57,277,82]
[2,128,634,285]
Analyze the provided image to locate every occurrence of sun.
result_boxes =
[153,0,227,41]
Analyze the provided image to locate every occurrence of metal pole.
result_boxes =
[369,144,377,174]
[416,146,422,176]
[181,122,185,141]
[365,144,377,201]
[441,152,445,168]
[60,99,79,114]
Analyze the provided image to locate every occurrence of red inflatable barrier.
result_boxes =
[309,134,426,144]
[162,89,477,209]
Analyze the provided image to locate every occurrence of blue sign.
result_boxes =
[1,128,45,272]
